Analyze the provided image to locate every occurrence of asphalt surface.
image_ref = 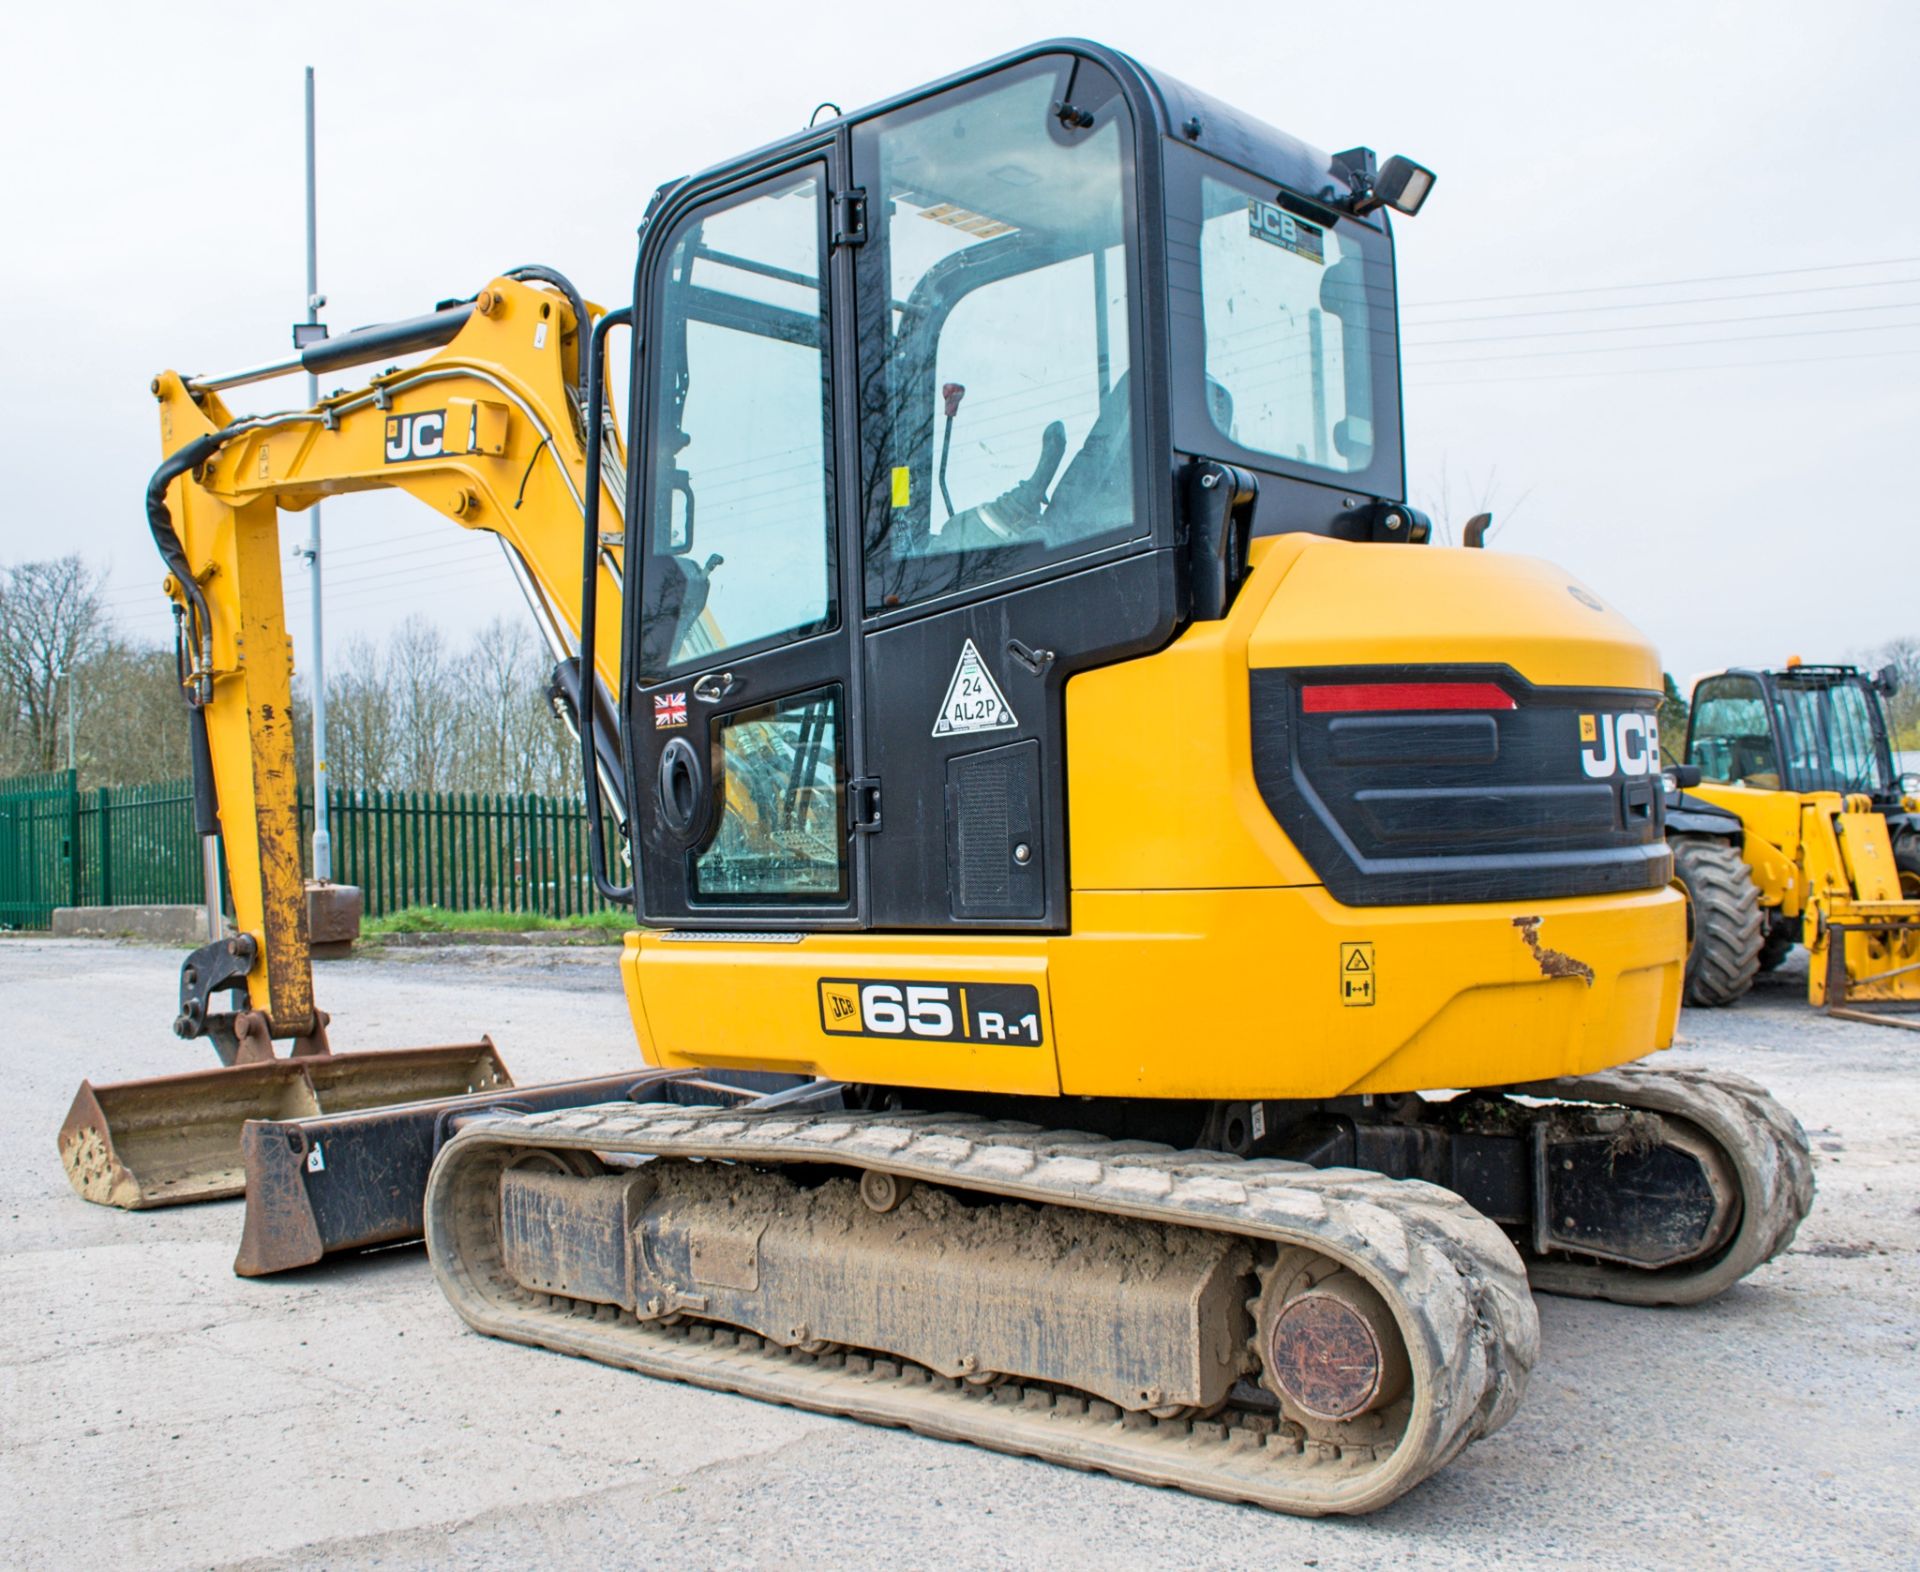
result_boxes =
[2,937,1914,1569]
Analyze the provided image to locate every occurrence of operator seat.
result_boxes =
[1042,373,1133,543]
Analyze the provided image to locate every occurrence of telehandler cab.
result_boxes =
[65,41,1811,1513]
[1670,660,1919,1022]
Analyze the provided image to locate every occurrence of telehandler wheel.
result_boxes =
[1671,838,1764,1007]
[1755,916,1798,973]
[1894,831,1920,901]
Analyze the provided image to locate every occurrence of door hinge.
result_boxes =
[850,775,882,833]
[832,189,868,248]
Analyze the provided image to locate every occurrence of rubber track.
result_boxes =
[1515,1062,1815,1306]
[424,1105,1539,1515]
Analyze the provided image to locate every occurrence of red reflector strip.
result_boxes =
[1302,682,1517,713]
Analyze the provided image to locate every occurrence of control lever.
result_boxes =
[938,382,966,519]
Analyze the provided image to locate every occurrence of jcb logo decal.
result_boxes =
[383,410,446,463]
[1579,712,1658,779]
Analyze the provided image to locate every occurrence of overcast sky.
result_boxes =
[3,0,1914,693]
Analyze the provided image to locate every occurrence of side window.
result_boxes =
[857,59,1140,613]
[1689,678,1779,788]
[1199,175,1384,474]
[641,172,835,676]
[691,687,846,902]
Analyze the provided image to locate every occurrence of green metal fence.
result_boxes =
[0,770,83,928]
[299,787,620,919]
[0,770,621,929]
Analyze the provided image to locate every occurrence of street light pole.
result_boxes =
[56,668,76,774]
[303,65,333,883]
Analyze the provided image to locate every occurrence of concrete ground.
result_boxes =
[2,937,1914,1570]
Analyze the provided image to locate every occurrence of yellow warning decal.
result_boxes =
[1579,714,1598,743]
[891,466,911,507]
[1340,941,1375,1007]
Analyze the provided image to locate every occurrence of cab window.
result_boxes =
[1689,677,1780,788]
[855,57,1141,613]
[640,170,836,677]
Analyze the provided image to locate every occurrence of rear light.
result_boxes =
[1302,681,1516,714]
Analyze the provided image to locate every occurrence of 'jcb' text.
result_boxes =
[1578,712,1658,779]
[383,411,446,463]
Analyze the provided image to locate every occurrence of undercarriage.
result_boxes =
[424,1060,1811,1515]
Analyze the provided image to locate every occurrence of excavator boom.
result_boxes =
[60,273,635,1208]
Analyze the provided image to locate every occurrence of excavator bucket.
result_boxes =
[58,1041,511,1210]
[230,1069,800,1277]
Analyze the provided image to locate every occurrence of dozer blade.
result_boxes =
[231,1069,797,1277]
[58,1041,511,1210]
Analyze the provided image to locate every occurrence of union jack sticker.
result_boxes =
[653,690,687,728]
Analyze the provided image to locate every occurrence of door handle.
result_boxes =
[693,670,743,704]
[656,737,708,844]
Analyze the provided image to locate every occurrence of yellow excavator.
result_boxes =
[1668,660,1919,1022]
[70,41,1813,1515]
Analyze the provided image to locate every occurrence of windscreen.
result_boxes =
[1197,171,1395,478]
[1774,680,1893,796]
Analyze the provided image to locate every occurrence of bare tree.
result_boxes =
[324,635,401,791]
[0,556,111,773]
[72,642,191,786]
[390,617,459,793]
[1422,459,1536,547]
[452,618,578,797]
[1863,635,1920,749]
[0,553,582,800]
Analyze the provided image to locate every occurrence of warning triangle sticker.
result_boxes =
[1345,949,1372,970]
[932,638,1019,736]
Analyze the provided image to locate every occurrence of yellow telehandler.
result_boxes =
[1669,661,1920,1023]
[67,39,1813,1514]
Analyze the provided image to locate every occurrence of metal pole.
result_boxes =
[203,837,223,942]
[65,669,76,773]
[304,65,333,882]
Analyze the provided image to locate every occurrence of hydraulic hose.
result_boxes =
[146,431,230,707]
[579,305,634,905]
[507,265,592,412]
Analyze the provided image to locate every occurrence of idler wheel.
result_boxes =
[1256,1254,1410,1424]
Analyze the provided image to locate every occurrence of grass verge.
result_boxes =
[364,905,629,936]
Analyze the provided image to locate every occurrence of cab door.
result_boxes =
[628,152,866,927]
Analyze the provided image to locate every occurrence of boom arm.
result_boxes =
[149,275,628,1042]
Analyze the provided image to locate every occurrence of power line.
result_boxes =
[1409,274,1920,328]
[1408,344,1920,389]
[1407,298,1920,348]
[1402,255,1920,310]
[1412,318,1920,366]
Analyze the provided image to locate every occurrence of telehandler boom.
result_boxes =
[79,40,1812,1513]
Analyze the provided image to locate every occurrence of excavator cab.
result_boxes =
[621,46,1424,933]
[607,41,1686,1100]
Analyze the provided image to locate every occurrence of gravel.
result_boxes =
[2,937,1914,1569]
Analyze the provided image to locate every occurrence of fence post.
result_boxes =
[65,769,81,908]
[96,786,112,907]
